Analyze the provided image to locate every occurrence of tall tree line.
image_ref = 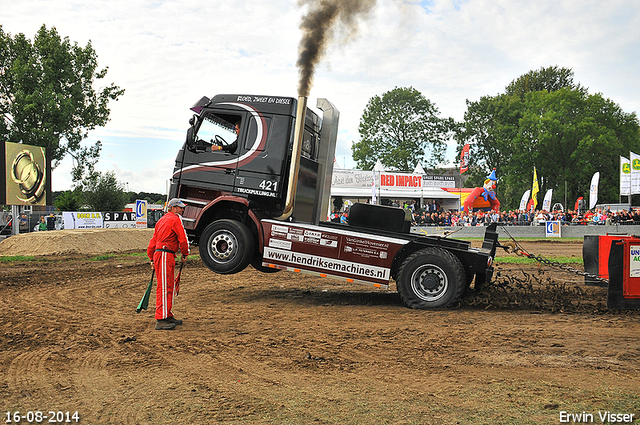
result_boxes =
[457,66,640,210]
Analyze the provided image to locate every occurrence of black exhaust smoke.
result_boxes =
[296,0,376,97]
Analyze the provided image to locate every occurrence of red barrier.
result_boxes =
[583,234,633,286]
[607,237,640,310]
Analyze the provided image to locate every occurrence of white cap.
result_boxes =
[167,198,186,208]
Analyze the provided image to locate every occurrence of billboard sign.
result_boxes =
[62,212,104,229]
[135,199,148,228]
[103,211,137,228]
[545,221,561,238]
[1,141,52,205]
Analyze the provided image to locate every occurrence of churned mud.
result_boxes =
[1,235,639,424]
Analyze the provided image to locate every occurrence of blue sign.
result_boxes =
[135,199,148,228]
[546,220,561,238]
[135,200,147,220]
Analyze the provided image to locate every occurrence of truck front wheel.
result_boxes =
[396,247,466,309]
[199,219,255,274]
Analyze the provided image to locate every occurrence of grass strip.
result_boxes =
[0,255,37,262]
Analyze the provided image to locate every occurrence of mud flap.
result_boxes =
[474,222,498,292]
[482,223,499,258]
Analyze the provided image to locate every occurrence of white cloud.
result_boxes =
[4,0,640,194]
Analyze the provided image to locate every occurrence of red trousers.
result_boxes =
[153,251,176,320]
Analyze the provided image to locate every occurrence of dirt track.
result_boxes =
[1,238,639,424]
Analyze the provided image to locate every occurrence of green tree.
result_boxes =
[516,89,639,208]
[0,25,124,181]
[457,67,640,210]
[54,189,84,211]
[352,87,453,171]
[129,192,166,205]
[83,171,129,211]
[505,65,583,100]
[457,94,524,199]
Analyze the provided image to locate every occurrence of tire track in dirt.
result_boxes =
[5,348,73,403]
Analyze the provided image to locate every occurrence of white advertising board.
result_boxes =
[630,245,640,278]
[62,212,103,229]
[545,221,561,238]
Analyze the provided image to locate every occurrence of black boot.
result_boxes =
[165,317,183,326]
[155,319,176,330]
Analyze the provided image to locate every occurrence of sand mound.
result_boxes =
[0,228,155,257]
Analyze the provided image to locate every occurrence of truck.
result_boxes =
[168,94,499,309]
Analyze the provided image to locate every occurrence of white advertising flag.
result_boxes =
[371,169,377,205]
[621,156,631,196]
[542,189,553,211]
[589,172,600,210]
[519,190,531,211]
[631,152,640,194]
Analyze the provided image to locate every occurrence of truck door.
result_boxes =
[179,110,244,193]
[233,114,288,200]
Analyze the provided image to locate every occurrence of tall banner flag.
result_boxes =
[621,156,631,196]
[460,144,470,174]
[542,189,553,211]
[531,167,540,209]
[519,190,531,211]
[371,169,377,205]
[631,151,640,194]
[589,172,600,209]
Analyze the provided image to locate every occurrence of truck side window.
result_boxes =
[301,127,318,160]
[244,116,272,153]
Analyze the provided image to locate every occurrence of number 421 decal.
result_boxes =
[259,180,278,191]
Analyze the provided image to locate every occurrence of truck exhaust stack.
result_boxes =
[276,96,308,220]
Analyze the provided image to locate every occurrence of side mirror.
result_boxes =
[186,126,196,146]
[186,116,197,148]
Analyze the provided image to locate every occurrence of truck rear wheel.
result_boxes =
[199,219,254,274]
[396,247,466,309]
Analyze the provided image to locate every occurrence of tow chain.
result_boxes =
[499,226,609,286]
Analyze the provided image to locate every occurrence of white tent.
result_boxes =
[413,163,426,175]
[331,167,460,209]
[331,186,459,199]
[373,159,386,172]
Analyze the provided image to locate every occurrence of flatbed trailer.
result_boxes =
[261,217,498,308]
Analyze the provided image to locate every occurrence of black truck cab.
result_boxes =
[170,95,334,241]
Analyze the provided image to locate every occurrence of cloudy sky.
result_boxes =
[2,0,639,194]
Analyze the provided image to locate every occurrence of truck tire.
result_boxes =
[199,219,255,274]
[396,247,466,309]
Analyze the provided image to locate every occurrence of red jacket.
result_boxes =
[147,212,190,260]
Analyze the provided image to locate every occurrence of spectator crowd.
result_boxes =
[410,203,639,227]
[330,199,640,227]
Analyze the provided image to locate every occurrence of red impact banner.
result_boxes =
[460,143,470,174]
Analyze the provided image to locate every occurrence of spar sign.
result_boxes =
[103,211,136,228]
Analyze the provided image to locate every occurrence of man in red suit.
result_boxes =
[147,198,190,330]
